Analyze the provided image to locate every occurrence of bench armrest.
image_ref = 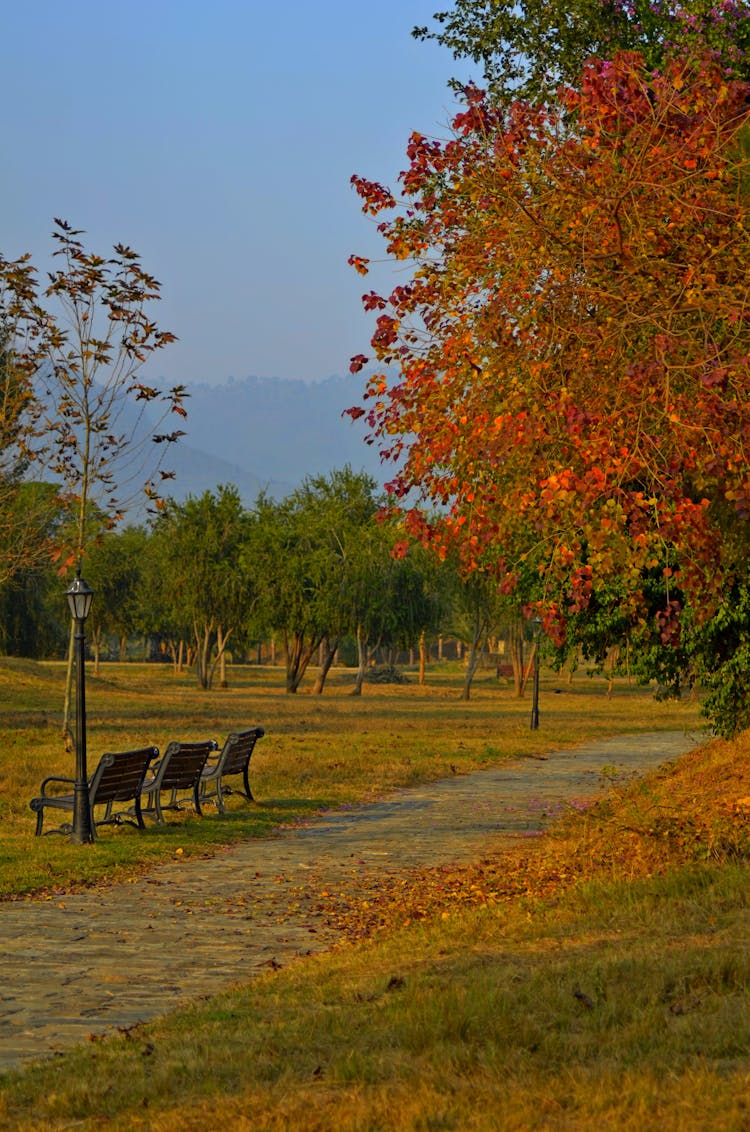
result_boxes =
[38,774,76,796]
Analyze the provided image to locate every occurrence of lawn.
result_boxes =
[3,657,748,1130]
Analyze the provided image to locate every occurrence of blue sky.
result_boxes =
[1,1,472,386]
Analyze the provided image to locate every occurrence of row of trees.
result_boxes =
[349,0,750,736]
[0,468,547,699]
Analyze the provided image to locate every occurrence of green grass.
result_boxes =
[4,657,745,1131]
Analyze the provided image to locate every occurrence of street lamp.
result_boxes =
[530,615,542,731]
[65,569,95,844]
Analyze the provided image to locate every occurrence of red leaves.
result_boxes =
[657,600,683,646]
[362,291,387,312]
[350,175,396,216]
[346,48,750,639]
[371,315,399,353]
[349,354,369,375]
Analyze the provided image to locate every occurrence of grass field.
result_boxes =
[2,657,749,1129]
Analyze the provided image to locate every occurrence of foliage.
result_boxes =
[0,220,185,566]
[414,0,750,101]
[0,510,68,658]
[446,568,507,699]
[690,581,750,737]
[246,467,422,695]
[83,526,148,668]
[0,328,60,587]
[148,486,254,689]
[349,50,750,732]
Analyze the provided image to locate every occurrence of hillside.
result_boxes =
[166,374,386,503]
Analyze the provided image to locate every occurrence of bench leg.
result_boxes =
[242,765,254,803]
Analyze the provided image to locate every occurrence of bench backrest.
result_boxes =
[217,728,265,776]
[154,740,216,791]
[90,747,160,805]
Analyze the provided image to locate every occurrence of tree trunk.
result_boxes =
[509,621,526,698]
[605,645,620,698]
[461,631,486,701]
[119,633,127,662]
[211,624,233,688]
[352,625,380,696]
[195,621,214,690]
[312,635,339,694]
[284,631,321,693]
[91,625,102,677]
[419,629,427,686]
[61,620,75,745]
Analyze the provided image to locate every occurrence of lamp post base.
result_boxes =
[71,783,95,844]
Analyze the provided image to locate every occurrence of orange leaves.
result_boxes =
[347,46,750,641]
[348,254,370,277]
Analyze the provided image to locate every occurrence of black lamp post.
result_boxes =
[530,615,542,732]
[65,569,95,844]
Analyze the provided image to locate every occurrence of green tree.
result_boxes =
[149,486,253,689]
[248,469,385,694]
[0,513,67,658]
[83,526,148,672]
[0,326,60,589]
[415,0,750,101]
[441,567,507,701]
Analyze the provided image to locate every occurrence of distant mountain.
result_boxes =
[162,374,389,504]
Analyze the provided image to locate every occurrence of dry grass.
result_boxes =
[3,659,747,1130]
[0,657,700,896]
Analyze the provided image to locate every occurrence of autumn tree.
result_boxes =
[349,50,750,733]
[0,220,185,735]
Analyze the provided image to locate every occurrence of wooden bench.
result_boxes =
[199,726,265,814]
[140,739,218,823]
[30,746,160,836]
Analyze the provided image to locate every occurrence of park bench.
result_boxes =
[140,738,218,823]
[199,726,265,813]
[30,746,160,835]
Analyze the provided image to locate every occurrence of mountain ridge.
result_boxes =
[160,373,388,505]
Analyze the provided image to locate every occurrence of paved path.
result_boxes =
[0,730,702,1072]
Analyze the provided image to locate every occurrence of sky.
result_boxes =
[1,1,474,387]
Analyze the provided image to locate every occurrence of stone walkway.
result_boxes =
[0,730,702,1072]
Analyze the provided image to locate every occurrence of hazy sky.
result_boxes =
[1,1,472,386]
